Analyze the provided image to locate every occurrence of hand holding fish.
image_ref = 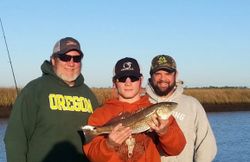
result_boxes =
[147,113,170,136]
[106,123,132,149]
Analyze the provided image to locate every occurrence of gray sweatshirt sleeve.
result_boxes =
[194,101,217,162]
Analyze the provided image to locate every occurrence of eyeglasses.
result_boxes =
[57,54,82,63]
[117,76,140,83]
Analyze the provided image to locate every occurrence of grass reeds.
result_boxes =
[1,87,250,115]
[0,87,17,107]
[184,88,250,104]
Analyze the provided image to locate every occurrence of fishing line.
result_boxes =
[0,17,19,94]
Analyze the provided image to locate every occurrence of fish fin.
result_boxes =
[103,112,131,125]
[104,109,146,126]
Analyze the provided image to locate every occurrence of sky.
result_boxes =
[0,0,250,88]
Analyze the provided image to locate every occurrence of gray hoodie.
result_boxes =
[146,82,217,162]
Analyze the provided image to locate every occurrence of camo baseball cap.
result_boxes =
[52,37,83,56]
[150,55,176,75]
[113,57,142,82]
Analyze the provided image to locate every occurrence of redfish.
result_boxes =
[81,102,177,136]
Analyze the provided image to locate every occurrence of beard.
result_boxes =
[149,79,176,96]
[59,72,80,83]
[54,69,81,85]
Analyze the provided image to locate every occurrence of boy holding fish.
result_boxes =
[82,57,186,162]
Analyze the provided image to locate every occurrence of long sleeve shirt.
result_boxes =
[83,95,186,162]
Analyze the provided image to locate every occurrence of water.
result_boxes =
[0,119,7,162]
[1,112,250,162]
[208,111,250,161]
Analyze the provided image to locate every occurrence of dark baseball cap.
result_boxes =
[52,37,83,56]
[150,55,176,75]
[113,57,142,82]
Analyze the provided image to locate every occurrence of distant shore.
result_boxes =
[203,103,250,112]
[0,106,11,118]
[1,87,250,118]
[1,103,250,118]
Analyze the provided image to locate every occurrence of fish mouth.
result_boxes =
[155,102,177,120]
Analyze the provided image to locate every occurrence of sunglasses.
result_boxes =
[117,76,140,83]
[57,54,82,63]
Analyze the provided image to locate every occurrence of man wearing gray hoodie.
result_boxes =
[146,55,217,162]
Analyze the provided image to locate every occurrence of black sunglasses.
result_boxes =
[57,54,82,63]
[117,76,140,83]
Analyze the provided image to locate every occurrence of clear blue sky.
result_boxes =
[1,0,250,88]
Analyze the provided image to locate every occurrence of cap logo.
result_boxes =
[66,41,77,46]
[158,56,167,65]
[121,61,134,71]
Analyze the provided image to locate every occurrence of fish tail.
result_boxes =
[81,125,98,136]
[81,125,99,143]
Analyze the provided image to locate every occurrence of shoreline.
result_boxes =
[1,103,250,118]
[202,103,250,112]
[0,106,12,118]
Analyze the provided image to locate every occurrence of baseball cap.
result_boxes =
[52,37,83,56]
[150,55,176,75]
[113,57,142,82]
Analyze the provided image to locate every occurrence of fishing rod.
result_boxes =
[0,17,19,94]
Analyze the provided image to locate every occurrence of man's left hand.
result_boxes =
[147,114,169,136]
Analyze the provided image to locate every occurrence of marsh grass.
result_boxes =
[0,87,17,107]
[1,87,250,113]
[184,88,250,104]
